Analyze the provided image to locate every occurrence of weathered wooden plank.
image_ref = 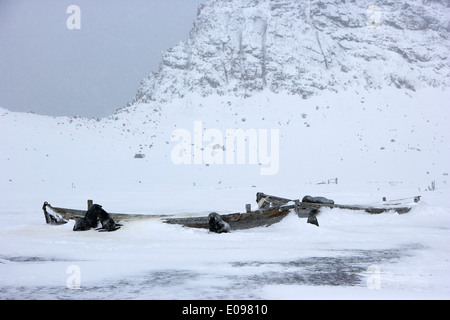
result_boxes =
[48,205,168,222]
[256,193,412,214]
[44,191,415,232]
[163,206,291,230]
[299,202,412,214]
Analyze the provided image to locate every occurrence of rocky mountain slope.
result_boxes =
[131,0,450,105]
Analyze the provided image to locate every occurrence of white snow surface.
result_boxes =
[1,87,450,300]
[1,0,450,301]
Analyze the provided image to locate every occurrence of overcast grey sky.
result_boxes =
[0,0,205,118]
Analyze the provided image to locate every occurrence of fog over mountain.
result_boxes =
[131,0,450,105]
[0,0,204,117]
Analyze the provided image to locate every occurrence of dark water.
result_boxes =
[0,246,416,300]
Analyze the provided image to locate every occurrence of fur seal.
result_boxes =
[73,217,92,231]
[73,204,100,231]
[208,212,230,233]
[307,208,319,227]
[95,205,121,232]
[302,195,335,205]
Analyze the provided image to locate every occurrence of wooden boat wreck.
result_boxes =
[42,192,420,232]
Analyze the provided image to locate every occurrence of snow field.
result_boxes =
[1,87,449,299]
[1,183,449,299]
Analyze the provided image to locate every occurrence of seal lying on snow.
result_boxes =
[73,204,100,231]
[73,204,121,232]
[96,205,121,232]
[302,195,335,205]
[208,212,230,233]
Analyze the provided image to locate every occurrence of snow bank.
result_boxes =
[1,86,450,299]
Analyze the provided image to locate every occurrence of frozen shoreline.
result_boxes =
[1,88,449,299]
[1,184,449,300]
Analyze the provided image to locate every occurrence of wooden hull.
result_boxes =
[297,202,412,214]
[163,202,412,230]
[48,204,291,230]
[44,193,415,231]
[164,206,292,230]
[48,205,169,222]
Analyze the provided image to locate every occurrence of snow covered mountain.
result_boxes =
[1,0,449,199]
[131,0,450,104]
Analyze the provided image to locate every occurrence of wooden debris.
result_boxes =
[42,192,419,231]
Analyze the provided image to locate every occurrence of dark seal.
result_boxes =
[208,212,231,234]
[73,204,101,231]
[302,195,335,205]
[307,208,319,227]
[96,205,121,232]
